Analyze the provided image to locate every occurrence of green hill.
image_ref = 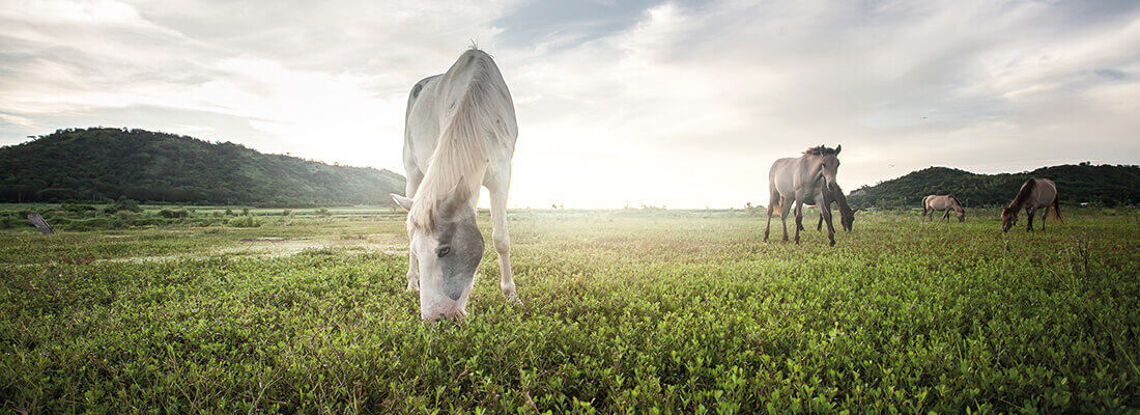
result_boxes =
[0,127,405,207]
[848,164,1140,209]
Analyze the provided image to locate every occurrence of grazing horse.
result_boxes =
[785,185,856,233]
[390,48,518,321]
[922,195,965,222]
[1001,178,1061,232]
[764,145,843,246]
[817,186,855,232]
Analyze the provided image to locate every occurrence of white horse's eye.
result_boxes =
[437,246,451,257]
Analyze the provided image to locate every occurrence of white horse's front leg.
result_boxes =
[489,179,518,303]
[403,169,424,292]
[406,251,418,292]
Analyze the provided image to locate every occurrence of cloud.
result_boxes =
[1,0,1138,208]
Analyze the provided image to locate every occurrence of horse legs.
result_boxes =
[763,205,773,242]
[779,197,791,242]
[1025,207,1036,231]
[819,198,836,246]
[1041,205,1049,231]
[764,190,779,242]
[817,198,828,232]
[793,199,805,244]
[488,172,518,303]
[403,168,424,292]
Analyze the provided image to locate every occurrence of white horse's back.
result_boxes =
[404,49,517,189]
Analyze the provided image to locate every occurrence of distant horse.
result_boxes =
[1001,178,1061,232]
[921,195,965,222]
[764,145,843,246]
[390,49,518,321]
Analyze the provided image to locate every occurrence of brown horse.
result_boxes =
[922,195,965,222]
[764,145,843,246]
[785,186,855,233]
[821,187,856,232]
[1001,178,1061,232]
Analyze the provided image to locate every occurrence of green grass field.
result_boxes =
[1,207,1138,414]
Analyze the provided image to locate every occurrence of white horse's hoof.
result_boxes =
[502,286,521,304]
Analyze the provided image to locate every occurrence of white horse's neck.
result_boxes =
[409,51,511,231]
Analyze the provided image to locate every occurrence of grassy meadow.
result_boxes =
[1,206,1138,413]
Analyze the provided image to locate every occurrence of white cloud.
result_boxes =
[1,0,1138,208]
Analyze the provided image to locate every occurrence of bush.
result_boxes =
[159,209,189,219]
[111,197,142,213]
[227,216,261,228]
[315,208,331,217]
[61,203,98,216]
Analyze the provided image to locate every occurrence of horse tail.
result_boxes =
[1052,196,1063,222]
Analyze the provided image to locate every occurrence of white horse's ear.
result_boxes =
[391,194,413,211]
[835,144,842,155]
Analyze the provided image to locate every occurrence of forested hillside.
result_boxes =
[0,128,405,207]
[848,164,1140,208]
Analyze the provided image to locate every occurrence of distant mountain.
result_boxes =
[0,127,405,207]
[847,164,1140,208]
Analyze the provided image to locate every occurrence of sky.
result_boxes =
[1,0,1138,209]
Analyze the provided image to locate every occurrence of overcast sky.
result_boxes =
[2,0,1138,208]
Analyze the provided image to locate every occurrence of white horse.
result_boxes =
[390,49,518,321]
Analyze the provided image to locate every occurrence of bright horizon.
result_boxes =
[2,1,1139,209]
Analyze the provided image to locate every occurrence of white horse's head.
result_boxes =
[392,179,484,321]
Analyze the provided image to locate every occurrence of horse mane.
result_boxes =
[409,50,511,231]
[1007,179,1037,211]
[803,145,839,156]
[948,195,965,211]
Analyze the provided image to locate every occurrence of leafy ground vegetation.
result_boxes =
[0,206,1137,414]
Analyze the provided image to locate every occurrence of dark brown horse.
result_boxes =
[1001,178,1061,232]
[785,186,855,233]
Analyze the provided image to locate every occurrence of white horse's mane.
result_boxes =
[409,50,513,231]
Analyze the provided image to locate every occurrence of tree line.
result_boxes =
[0,127,406,207]
[848,164,1140,209]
